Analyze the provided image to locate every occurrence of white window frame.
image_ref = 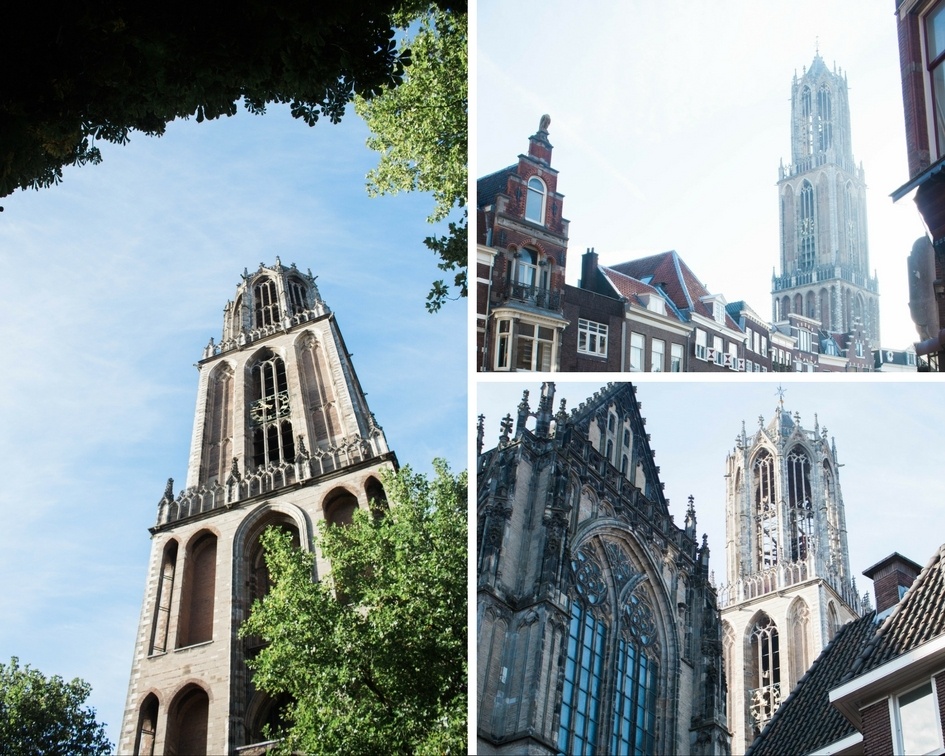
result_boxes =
[525,176,547,224]
[651,338,665,372]
[890,678,944,755]
[713,335,724,365]
[494,319,512,370]
[671,343,684,372]
[630,332,645,371]
[695,329,708,361]
[577,319,608,357]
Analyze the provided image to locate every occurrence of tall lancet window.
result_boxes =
[817,84,833,152]
[747,614,781,737]
[753,450,779,570]
[799,181,816,271]
[823,461,842,570]
[787,448,813,562]
[788,599,810,688]
[287,275,307,315]
[802,86,814,156]
[202,363,233,487]
[249,349,295,468]
[253,276,281,328]
[845,183,860,268]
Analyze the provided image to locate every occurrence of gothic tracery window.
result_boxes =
[753,450,779,569]
[249,350,294,469]
[747,614,781,737]
[788,599,810,688]
[558,543,660,756]
[287,276,307,314]
[817,84,833,152]
[799,181,816,271]
[253,276,281,328]
[786,448,813,562]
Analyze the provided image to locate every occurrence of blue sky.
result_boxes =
[478,378,945,603]
[0,105,465,744]
[477,0,928,350]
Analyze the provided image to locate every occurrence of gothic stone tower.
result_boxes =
[118,260,396,755]
[477,383,729,756]
[718,399,867,754]
[773,52,880,350]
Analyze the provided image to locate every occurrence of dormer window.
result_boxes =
[525,176,546,224]
[713,301,725,324]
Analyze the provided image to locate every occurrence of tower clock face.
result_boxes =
[250,398,273,424]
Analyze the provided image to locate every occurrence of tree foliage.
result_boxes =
[0,1,431,198]
[239,461,467,754]
[0,657,111,756]
[356,7,468,312]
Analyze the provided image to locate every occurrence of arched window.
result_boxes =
[253,277,281,328]
[799,181,816,270]
[287,276,307,315]
[524,176,546,224]
[246,691,292,745]
[558,542,660,755]
[133,694,159,756]
[324,488,359,527]
[201,363,233,487]
[177,532,217,647]
[296,333,340,451]
[845,183,859,268]
[166,685,209,756]
[801,86,813,155]
[827,602,840,642]
[722,622,735,725]
[817,85,833,152]
[149,540,178,655]
[249,350,294,469]
[515,248,538,288]
[753,450,778,569]
[787,448,813,562]
[788,599,810,688]
[747,614,781,737]
[365,477,388,515]
[244,516,301,653]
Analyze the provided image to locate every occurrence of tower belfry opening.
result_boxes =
[119,260,397,755]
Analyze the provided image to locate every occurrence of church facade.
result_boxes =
[717,398,868,754]
[118,260,396,755]
[773,52,880,352]
[477,383,729,755]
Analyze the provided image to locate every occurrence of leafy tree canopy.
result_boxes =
[356,7,468,312]
[0,657,111,756]
[0,1,463,199]
[239,461,467,755]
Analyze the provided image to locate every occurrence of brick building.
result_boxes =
[477,383,729,755]
[118,261,397,754]
[477,116,570,371]
[893,0,945,369]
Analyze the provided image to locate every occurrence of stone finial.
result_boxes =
[477,414,485,456]
[539,114,551,133]
[499,414,513,445]
[163,478,174,501]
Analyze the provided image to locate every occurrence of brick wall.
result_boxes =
[561,285,622,371]
[861,699,893,756]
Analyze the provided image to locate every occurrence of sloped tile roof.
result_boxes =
[608,251,739,329]
[598,265,686,323]
[477,166,516,208]
[747,611,878,756]
[846,544,945,678]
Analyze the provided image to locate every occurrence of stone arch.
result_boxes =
[364,476,388,514]
[177,530,218,648]
[133,692,160,756]
[323,485,360,527]
[805,291,816,320]
[793,293,803,315]
[781,185,796,269]
[201,361,234,487]
[244,690,292,746]
[787,597,811,687]
[827,601,840,642]
[252,275,281,329]
[294,329,341,451]
[744,610,781,739]
[166,683,210,756]
[149,538,179,655]
[780,295,791,320]
[818,287,831,330]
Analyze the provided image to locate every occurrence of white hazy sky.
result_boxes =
[477,0,929,350]
[478,377,945,601]
[0,106,465,744]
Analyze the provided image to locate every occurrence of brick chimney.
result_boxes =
[863,552,923,613]
[580,248,599,289]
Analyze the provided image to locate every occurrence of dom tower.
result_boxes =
[717,398,867,754]
[118,260,396,755]
[773,52,880,350]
